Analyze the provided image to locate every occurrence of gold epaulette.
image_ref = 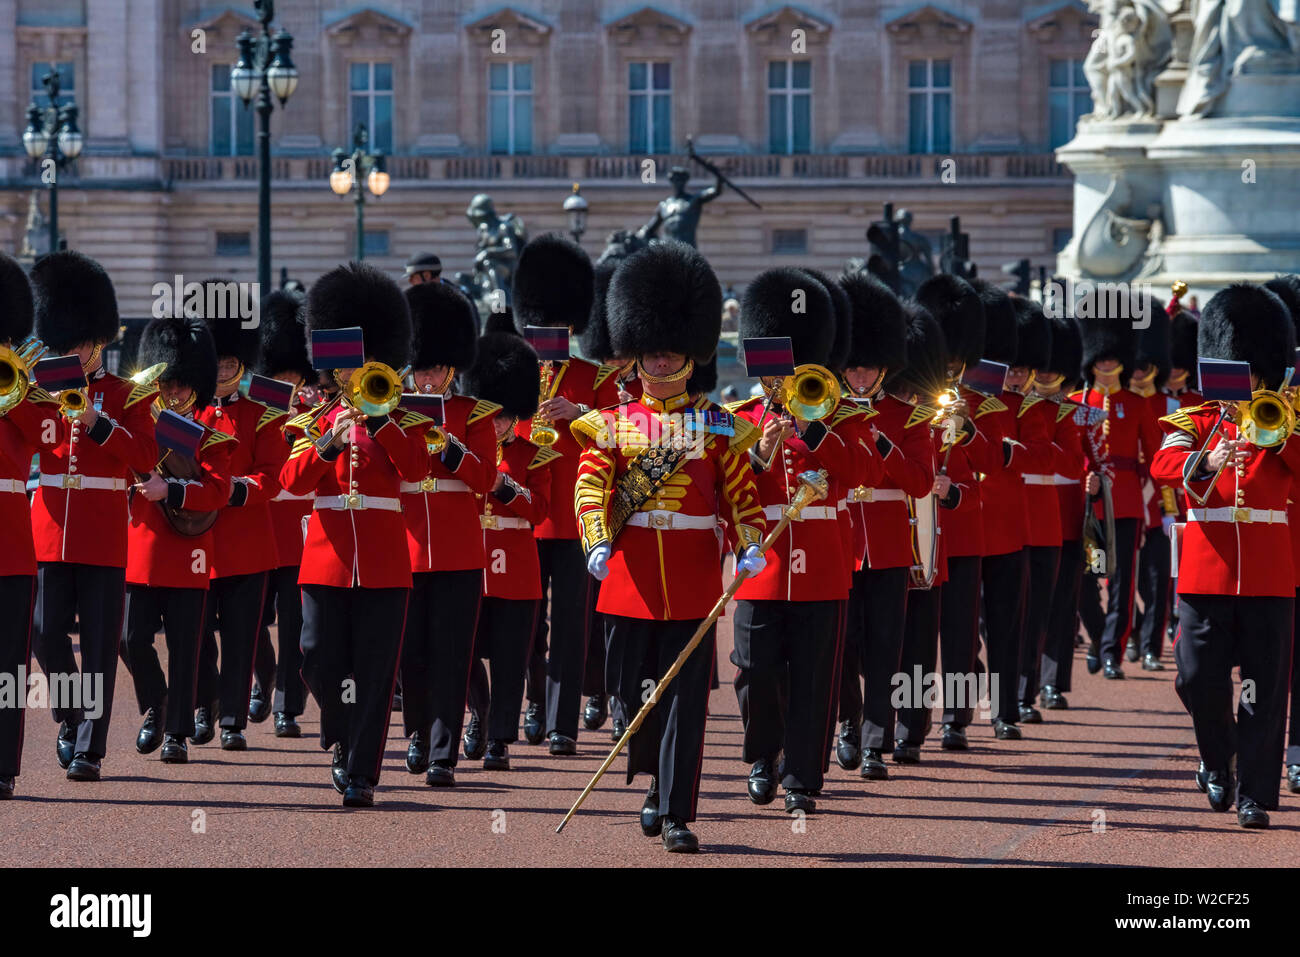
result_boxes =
[1056,400,1077,423]
[730,413,760,454]
[397,409,434,431]
[467,398,502,425]
[570,408,609,448]
[974,395,1007,419]
[593,362,620,390]
[832,401,875,426]
[25,386,57,405]
[1018,393,1043,418]
[124,380,159,409]
[257,405,289,432]
[907,404,937,428]
[201,428,236,451]
[723,398,759,415]
[1160,404,1202,436]
[529,447,562,470]
[289,435,315,459]
[285,408,319,434]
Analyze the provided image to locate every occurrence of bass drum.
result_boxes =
[907,492,938,590]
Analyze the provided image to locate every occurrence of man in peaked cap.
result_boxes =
[190,279,291,752]
[511,234,621,756]
[123,315,236,765]
[572,241,767,852]
[397,281,499,788]
[728,267,880,812]
[1151,283,1300,829]
[28,250,160,782]
[405,252,443,286]
[1071,294,1162,680]
[280,262,430,808]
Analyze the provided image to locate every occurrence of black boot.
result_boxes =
[192,706,215,745]
[835,720,860,770]
[940,724,968,751]
[56,720,76,769]
[273,712,301,738]
[248,685,272,723]
[463,711,486,761]
[1040,685,1068,710]
[860,748,888,780]
[160,734,188,764]
[406,729,431,774]
[747,757,778,805]
[136,705,165,755]
[483,740,510,771]
[641,778,662,836]
[661,817,699,853]
[522,702,545,745]
[583,694,608,731]
[331,742,348,795]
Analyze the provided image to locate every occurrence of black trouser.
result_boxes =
[252,564,306,717]
[1286,587,1300,767]
[1019,545,1061,707]
[939,555,981,728]
[301,584,407,786]
[534,538,593,740]
[1098,518,1141,662]
[845,566,910,750]
[32,562,126,759]
[981,549,1027,726]
[1136,525,1172,660]
[820,600,848,763]
[196,572,269,731]
[1078,574,1105,648]
[0,576,35,777]
[896,586,942,747]
[467,597,539,743]
[400,569,482,765]
[1042,540,1085,693]
[609,614,714,823]
[732,599,839,792]
[1175,593,1292,810]
[122,585,207,738]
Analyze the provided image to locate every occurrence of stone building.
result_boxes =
[0,0,1097,314]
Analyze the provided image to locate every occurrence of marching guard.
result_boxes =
[29,251,159,782]
[123,315,235,764]
[572,241,767,852]
[280,263,429,808]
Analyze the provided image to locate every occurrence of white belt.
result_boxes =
[836,497,848,511]
[272,489,315,502]
[400,478,470,494]
[481,515,530,530]
[626,510,717,531]
[314,494,402,512]
[38,473,127,492]
[763,504,839,521]
[847,487,905,504]
[1023,474,1055,486]
[0,479,26,494]
[1187,507,1287,525]
[1053,475,1080,486]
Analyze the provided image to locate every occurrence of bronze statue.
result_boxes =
[458,193,527,319]
[635,166,723,249]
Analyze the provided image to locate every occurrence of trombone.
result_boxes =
[1183,390,1295,506]
[309,361,411,432]
[757,363,839,470]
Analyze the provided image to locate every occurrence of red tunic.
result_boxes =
[573,394,767,621]
[1070,385,1162,522]
[978,391,1054,556]
[196,394,288,578]
[1051,398,1090,542]
[0,388,60,577]
[1018,393,1067,548]
[31,370,159,567]
[481,439,557,601]
[126,427,235,590]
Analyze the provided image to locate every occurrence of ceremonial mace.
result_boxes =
[556,468,830,833]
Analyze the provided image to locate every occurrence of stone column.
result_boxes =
[0,0,18,150]
[87,0,132,154]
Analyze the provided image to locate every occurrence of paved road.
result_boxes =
[3,621,1297,867]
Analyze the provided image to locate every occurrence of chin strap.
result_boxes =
[636,358,695,385]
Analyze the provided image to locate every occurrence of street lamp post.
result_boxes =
[22,69,84,253]
[230,0,298,294]
[329,123,390,261]
[563,183,588,245]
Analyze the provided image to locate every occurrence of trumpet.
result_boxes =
[1183,390,1295,506]
[531,360,560,447]
[0,336,50,415]
[59,389,89,420]
[425,426,448,455]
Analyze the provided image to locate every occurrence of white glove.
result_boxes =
[1161,514,1176,537]
[738,544,767,577]
[587,544,611,581]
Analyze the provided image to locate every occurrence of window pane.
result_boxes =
[489,95,509,153]
[374,63,392,91]
[32,62,49,90]
[771,229,808,255]
[1075,90,1093,121]
[212,97,231,156]
[1073,58,1087,87]
[769,94,788,153]
[514,61,532,91]
[513,94,533,153]
[652,93,671,152]
[652,61,670,90]
[908,93,927,153]
[1049,93,1070,148]
[216,232,252,256]
[236,100,254,155]
[350,62,369,91]
[1049,59,1067,88]
[629,61,646,90]
[908,60,927,88]
[768,60,786,89]
[792,94,810,153]
[60,62,74,91]
[351,95,369,134]
[629,94,648,153]
[791,60,810,89]
[374,95,393,153]
[489,62,508,90]
[932,92,952,152]
[933,59,951,88]
[212,64,230,93]
[364,231,390,257]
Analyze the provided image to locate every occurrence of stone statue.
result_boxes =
[635,166,723,249]
[1076,175,1162,278]
[894,209,936,295]
[18,190,48,261]
[462,193,526,317]
[1083,0,1173,120]
[1178,0,1299,117]
[596,228,650,266]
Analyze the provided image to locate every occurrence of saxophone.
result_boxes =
[530,360,559,447]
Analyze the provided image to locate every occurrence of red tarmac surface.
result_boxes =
[3,620,1298,867]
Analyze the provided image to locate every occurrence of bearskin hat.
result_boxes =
[838,269,907,371]
[31,250,120,353]
[0,252,34,346]
[886,301,947,401]
[1044,313,1083,386]
[1135,297,1172,389]
[1011,297,1052,373]
[183,277,261,368]
[915,274,984,371]
[1170,310,1199,376]
[608,241,721,364]
[794,268,850,372]
[687,352,718,397]
[969,279,1017,366]
[483,307,520,337]
[1199,283,1297,392]
[256,290,313,382]
[739,267,834,368]
[1264,275,1300,335]
[137,315,218,412]
[463,331,539,421]
[406,281,479,371]
[512,233,595,335]
[1077,289,1139,387]
[578,258,619,362]
[306,262,412,371]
